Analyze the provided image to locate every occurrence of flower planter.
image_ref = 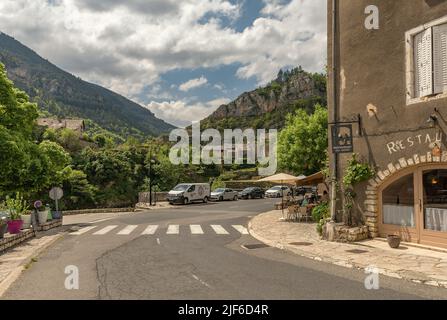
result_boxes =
[387,235,401,249]
[7,220,23,234]
[51,211,62,220]
[38,210,48,225]
[0,224,7,238]
[22,215,32,229]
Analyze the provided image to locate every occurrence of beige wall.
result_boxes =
[328,0,447,224]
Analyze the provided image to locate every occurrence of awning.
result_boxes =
[295,171,324,186]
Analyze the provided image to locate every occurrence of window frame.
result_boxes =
[406,15,447,105]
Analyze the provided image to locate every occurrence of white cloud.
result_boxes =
[147,97,230,127]
[179,76,208,92]
[0,0,326,98]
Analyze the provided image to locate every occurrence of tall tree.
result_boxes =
[278,105,328,176]
[0,63,70,196]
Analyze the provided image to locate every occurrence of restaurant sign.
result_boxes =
[331,124,354,154]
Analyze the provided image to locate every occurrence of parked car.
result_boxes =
[265,186,292,198]
[239,187,265,199]
[167,183,210,205]
[295,186,317,196]
[210,188,239,201]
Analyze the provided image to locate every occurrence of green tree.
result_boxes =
[0,63,70,196]
[278,105,328,176]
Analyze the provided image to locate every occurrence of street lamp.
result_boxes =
[149,157,156,206]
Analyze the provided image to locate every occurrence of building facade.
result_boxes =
[328,0,447,248]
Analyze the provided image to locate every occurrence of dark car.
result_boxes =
[239,187,264,199]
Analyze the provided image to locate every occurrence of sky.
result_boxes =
[0,0,327,127]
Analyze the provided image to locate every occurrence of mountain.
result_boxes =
[0,32,174,138]
[201,67,327,130]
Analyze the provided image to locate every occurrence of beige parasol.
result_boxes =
[258,173,305,220]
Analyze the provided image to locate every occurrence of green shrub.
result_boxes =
[312,202,330,236]
[312,201,329,222]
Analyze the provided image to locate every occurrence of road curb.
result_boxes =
[0,232,65,297]
[248,213,447,289]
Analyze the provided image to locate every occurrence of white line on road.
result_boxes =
[156,238,161,245]
[211,225,229,235]
[142,225,159,235]
[167,225,179,234]
[93,225,118,235]
[192,274,212,288]
[90,218,113,224]
[232,225,249,235]
[190,225,204,234]
[70,226,96,235]
[117,225,138,235]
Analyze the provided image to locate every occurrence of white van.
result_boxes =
[167,183,211,205]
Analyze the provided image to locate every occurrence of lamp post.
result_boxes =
[149,156,156,206]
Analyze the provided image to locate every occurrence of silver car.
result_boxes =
[210,188,239,201]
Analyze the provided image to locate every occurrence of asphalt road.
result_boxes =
[3,199,447,300]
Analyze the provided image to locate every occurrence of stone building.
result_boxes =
[328,0,447,248]
[37,118,85,132]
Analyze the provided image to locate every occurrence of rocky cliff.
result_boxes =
[202,67,327,130]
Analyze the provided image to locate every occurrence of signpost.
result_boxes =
[49,187,64,212]
[331,124,354,154]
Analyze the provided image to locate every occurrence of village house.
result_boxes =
[328,0,447,248]
[37,118,85,133]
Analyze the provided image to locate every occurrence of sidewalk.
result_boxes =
[248,210,447,289]
[0,230,65,297]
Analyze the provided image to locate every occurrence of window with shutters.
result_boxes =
[406,16,447,105]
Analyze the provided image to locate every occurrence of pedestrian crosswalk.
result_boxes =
[70,224,249,237]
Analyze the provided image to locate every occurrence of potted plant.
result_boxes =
[387,234,401,249]
[46,204,53,221]
[5,193,28,234]
[34,200,48,225]
[52,208,62,220]
[21,211,32,229]
[0,201,8,238]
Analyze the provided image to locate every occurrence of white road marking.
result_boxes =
[93,225,118,235]
[190,225,204,234]
[167,225,180,234]
[192,274,212,288]
[232,225,249,235]
[117,225,138,235]
[90,218,113,224]
[156,238,161,245]
[142,225,159,235]
[70,226,96,235]
[211,225,229,235]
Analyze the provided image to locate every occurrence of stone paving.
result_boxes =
[248,210,447,289]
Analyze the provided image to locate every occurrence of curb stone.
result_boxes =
[248,215,447,289]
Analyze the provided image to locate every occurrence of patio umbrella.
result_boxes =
[258,173,305,220]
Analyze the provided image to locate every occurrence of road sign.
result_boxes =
[49,187,64,200]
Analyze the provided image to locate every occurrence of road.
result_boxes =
[3,199,447,300]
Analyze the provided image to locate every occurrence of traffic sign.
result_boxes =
[49,187,64,200]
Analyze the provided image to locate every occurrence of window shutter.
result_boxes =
[414,28,433,98]
[433,24,447,94]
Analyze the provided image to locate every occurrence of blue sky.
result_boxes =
[0,0,327,127]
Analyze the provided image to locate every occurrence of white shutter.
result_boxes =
[414,28,433,98]
[433,24,447,94]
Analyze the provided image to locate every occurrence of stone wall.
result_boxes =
[138,192,169,203]
[333,224,369,243]
[0,229,35,253]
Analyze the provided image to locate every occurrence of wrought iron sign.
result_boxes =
[329,115,361,154]
[331,124,353,153]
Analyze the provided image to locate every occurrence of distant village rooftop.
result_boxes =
[37,118,85,132]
